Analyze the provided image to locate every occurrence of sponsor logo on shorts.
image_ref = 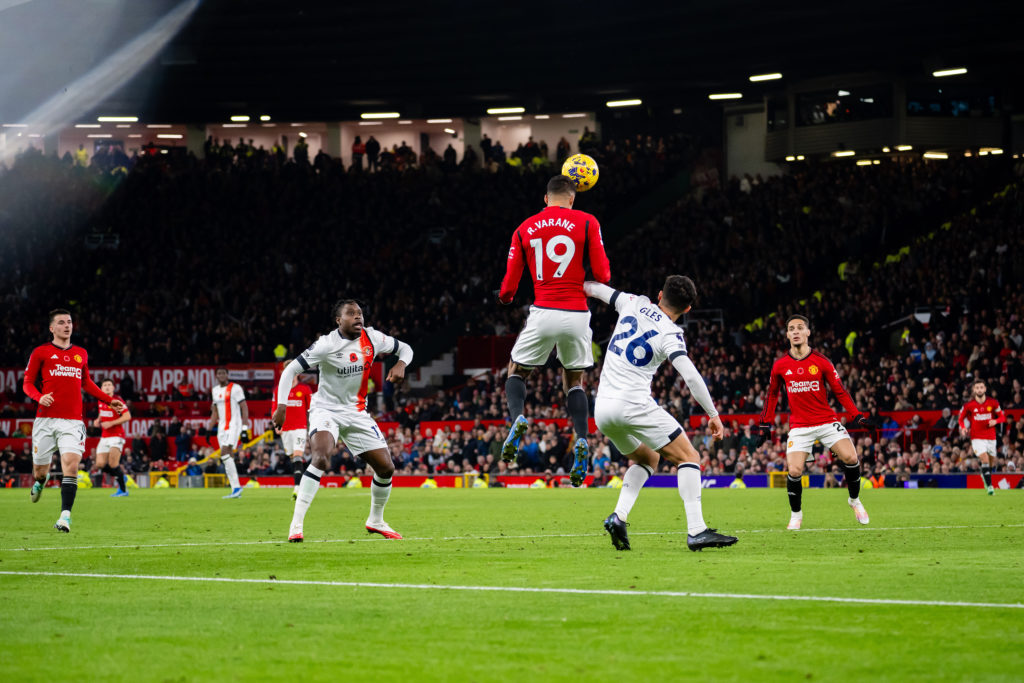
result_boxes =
[788,441,793,448]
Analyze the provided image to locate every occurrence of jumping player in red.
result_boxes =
[958,379,1005,495]
[23,309,125,531]
[498,174,611,486]
[273,373,313,500]
[754,314,871,530]
[93,378,131,497]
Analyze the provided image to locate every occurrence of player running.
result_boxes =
[498,174,611,486]
[274,373,313,500]
[22,309,125,531]
[958,379,1006,495]
[274,299,413,542]
[586,277,738,552]
[755,315,872,530]
[93,378,131,497]
[209,367,249,499]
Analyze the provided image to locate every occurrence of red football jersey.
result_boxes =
[98,395,127,437]
[760,350,859,429]
[498,205,611,311]
[958,398,1004,440]
[23,343,110,420]
[277,383,312,431]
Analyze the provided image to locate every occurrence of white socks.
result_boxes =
[221,455,241,490]
[677,463,707,535]
[291,465,324,531]
[614,464,653,521]
[368,474,392,525]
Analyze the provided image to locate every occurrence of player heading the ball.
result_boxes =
[498,174,611,486]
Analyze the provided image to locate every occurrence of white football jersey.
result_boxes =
[596,292,688,402]
[297,327,407,412]
[211,382,246,430]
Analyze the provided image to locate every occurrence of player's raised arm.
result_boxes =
[498,230,526,304]
[586,218,611,284]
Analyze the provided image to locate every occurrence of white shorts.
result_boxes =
[511,306,594,370]
[971,439,997,457]
[32,418,86,464]
[786,422,852,455]
[281,429,307,455]
[594,396,684,455]
[308,407,386,456]
[97,436,126,454]
[218,422,242,450]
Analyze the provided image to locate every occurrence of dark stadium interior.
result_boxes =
[1,0,1022,485]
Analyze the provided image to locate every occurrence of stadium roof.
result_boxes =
[4,0,1024,123]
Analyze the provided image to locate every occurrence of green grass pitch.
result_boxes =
[1,486,1022,682]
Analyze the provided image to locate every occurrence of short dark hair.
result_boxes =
[332,299,360,319]
[661,275,697,312]
[547,175,577,197]
[101,378,115,387]
[786,314,810,329]
[49,308,71,324]
[973,379,986,386]
[216,366,229,374]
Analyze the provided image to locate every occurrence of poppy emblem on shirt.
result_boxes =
[63,355,70,361]
[797,367,805,375]
[73,354,82,363]
[809,365,819,375]
[350,353,358,362]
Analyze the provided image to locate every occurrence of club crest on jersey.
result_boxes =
[809,365,819,375]
[73,354,82,363]
[362,346,373,357]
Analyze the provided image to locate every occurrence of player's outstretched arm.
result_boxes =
[671,354,720,426]
[583,281,615,304]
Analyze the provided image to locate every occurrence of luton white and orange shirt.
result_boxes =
[296,327,413,413]
[211,382,246,432]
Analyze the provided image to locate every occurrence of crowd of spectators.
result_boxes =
[1,130,1021,485]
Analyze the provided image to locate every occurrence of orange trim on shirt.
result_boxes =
[355,330,374,412]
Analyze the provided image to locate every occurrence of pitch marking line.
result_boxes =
[2,523,1023,553]
[1,570,1021,610]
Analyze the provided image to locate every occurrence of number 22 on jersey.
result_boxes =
[529,236,576,280]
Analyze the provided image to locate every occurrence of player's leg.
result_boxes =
[829,428,869,524]
[501,361,535,462]
[290,447,306,500]
[659,434,737,550]
[785,451,808,529]
[30,419,54,502]
[288,428,335,542]
[107,444,128,496]
[974,440,995,494]
[358,446,402,539]
[595,399,645,550]
[219,421,243,497]
[55,451,81,532]
[562,369,591,487]
[557,314,594,486]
